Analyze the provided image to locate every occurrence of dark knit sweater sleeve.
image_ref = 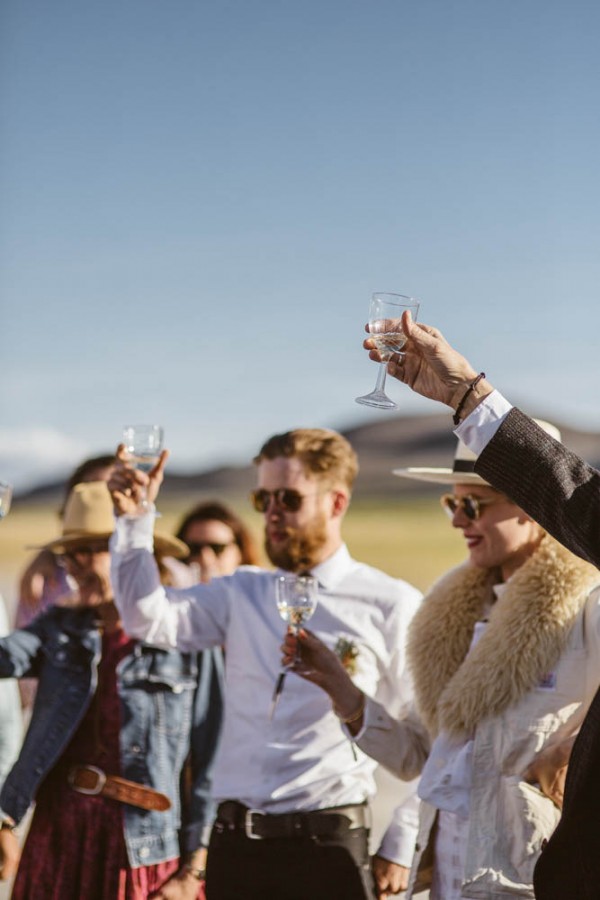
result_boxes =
[475,408,600,568]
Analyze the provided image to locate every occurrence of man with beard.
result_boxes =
[109,428,423,900]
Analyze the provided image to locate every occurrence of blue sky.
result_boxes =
[1,0,599,490]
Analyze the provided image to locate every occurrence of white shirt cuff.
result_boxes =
[454,389,513,455]
[112,508,156,553]
[376,798,419,868]
[341,694,379,741]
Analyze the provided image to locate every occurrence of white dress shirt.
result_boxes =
[111,512,422,863]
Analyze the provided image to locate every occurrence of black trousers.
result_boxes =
[205,823,377,900]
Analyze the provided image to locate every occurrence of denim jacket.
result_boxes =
[0,605,224,867]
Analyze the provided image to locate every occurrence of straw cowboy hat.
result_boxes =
[37,481,189,559]
[392,419,562,486]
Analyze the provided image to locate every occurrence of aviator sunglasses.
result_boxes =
[250,488,308,513]
[440,493,502,521]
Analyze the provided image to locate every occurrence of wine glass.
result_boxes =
[355,292,420,409]
[122,424,164,511]
[270,574,318,717]
[0,481,13,520]
[276,574,319,638]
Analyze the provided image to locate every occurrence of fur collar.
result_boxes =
[408,536,599,737]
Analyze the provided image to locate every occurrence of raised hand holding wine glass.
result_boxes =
[355,292,420,409]
[122,424,164,512]
[110,427,168,518]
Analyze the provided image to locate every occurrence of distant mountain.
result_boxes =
[16,413,600,504]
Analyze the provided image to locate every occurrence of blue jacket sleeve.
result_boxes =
[179,647,225,853]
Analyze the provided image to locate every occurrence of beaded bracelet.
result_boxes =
[453,372,486,426]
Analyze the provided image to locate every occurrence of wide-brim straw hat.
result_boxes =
[392,419,562,486]
[35,481,189,559]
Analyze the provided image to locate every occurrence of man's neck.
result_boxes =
[299,538,343,572]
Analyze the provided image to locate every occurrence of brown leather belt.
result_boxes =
[68,765,171,812]
[215,800,370,840]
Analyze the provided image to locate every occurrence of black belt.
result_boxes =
[215,800,370,841]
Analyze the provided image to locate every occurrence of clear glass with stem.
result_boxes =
[122,424,164,511]
[270,574,319,717]
[355,292,420,409]
[0,481,13,520]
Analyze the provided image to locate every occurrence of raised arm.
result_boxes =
[108,447,229,652]
[475,409,600,568]
[367,313,600,567]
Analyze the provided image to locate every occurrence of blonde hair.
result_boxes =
[254,428,358,492]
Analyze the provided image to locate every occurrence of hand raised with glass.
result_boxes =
[364,310,493,416]
[108,444,169,517]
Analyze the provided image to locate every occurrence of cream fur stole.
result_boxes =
[408,537,600,738]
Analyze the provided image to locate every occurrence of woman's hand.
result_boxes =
[149,849,207,899]
[372,854,410,897]
[281,629,364,731]
[19,549,62,614]
[108,444,169,517]
[0,828,21,881]
[523,736,575,810]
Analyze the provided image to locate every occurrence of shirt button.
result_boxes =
[139,847,150,859]
[130,745,141,754]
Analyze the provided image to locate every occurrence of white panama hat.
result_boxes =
[392,419,562,486]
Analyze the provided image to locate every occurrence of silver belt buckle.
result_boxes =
[68,764,107,796]
[244,808,266,840]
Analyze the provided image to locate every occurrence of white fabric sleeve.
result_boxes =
[352,696,430,781]
[454,390,513,455]
[110,511,230,652]
[376,789,420,867]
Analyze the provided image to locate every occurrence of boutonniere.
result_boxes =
[335,637,359,676]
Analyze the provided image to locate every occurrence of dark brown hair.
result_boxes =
[175,501,260,566]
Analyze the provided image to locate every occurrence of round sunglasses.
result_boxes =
[440,493,503,521]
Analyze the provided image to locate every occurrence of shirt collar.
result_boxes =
[309,543,353,591]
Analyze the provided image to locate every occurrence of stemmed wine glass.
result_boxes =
[355,292,420,409]
[122,424,164,511]
[270,574,319,717]
[0,481,13,520]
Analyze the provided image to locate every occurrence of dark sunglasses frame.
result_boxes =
[440,493,501,521]
[250,488,306,513]
[57,542,111,562]
[184,540,236,557]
